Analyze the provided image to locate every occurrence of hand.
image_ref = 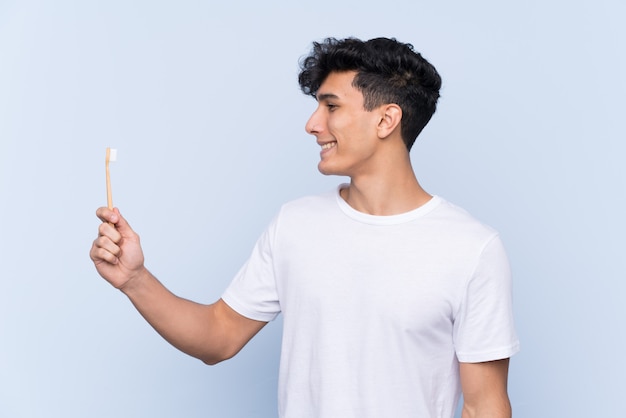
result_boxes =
[90,207,146,289]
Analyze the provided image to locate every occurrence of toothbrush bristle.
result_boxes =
[109,148,117,162]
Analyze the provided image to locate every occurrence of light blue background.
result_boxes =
[1,1,624,417]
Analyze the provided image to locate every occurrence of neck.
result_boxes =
[340,161,431,216]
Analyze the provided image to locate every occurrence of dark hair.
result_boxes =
[298,37,442,150]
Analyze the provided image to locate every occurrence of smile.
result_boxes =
[321,142,337,150]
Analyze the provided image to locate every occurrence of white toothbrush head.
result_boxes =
[107,148,117,162]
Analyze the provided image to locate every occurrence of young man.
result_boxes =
[91,37,519,418]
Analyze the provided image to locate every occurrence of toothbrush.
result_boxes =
[105,148,117,210]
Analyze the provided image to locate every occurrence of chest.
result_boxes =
[274,223,475,332]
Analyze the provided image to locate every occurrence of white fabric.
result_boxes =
[222,185,519,418]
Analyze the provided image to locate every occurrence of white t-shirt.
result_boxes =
[222,185,519,418]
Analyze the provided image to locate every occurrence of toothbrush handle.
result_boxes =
[106,162,113,210]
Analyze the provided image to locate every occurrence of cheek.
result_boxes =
[332,117,375,144]
[328,114,358,138]
[326,116,342,134]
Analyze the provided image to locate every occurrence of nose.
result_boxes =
[305,106,322,136]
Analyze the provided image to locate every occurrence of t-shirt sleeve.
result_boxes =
[221,219,281,322]
[453,234,520,363]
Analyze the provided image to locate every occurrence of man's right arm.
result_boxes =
[89,207,266,365]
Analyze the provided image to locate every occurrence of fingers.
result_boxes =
[90,235,121,264]
[95,207,119,224]
[92,207,123,265]
[95,207,138,240]
[98,220,121,243]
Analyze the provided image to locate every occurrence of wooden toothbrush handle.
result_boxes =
[106,148,113,210]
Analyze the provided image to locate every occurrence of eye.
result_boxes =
[326,103,338,112]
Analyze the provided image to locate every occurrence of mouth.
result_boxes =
[320,141,337,151]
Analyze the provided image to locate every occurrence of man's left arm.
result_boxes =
[459,358,512,418]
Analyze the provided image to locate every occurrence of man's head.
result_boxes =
[298,37,442,151]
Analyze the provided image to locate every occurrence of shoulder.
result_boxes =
[262,187,344,243]
[429,198,500,245]
[277,187,338,217]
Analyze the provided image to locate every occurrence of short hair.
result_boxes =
[298,37,442,150]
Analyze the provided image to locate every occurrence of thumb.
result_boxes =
[111,208,137,237]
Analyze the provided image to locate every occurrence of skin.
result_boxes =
[460,359,512,418]
[90,69,511,416]
[305,71,431,215]
[90,207,266,365]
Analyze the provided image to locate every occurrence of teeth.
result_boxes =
[321,142,336,150]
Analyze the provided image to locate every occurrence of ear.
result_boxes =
[376,104,402,139]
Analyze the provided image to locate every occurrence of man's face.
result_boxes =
[305,71,383,177]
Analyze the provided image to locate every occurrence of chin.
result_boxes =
[318,163,341,176]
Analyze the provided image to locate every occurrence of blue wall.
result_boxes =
[1,1,624,416]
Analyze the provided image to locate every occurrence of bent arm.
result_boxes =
[460,358,512,418]
[90,207,265,364]
[121,270,266,365]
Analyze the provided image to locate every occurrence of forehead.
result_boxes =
[317,71,362,101]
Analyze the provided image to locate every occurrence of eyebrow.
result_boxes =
[316,93,340,102]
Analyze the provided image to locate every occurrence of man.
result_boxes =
[91,37,519,418]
